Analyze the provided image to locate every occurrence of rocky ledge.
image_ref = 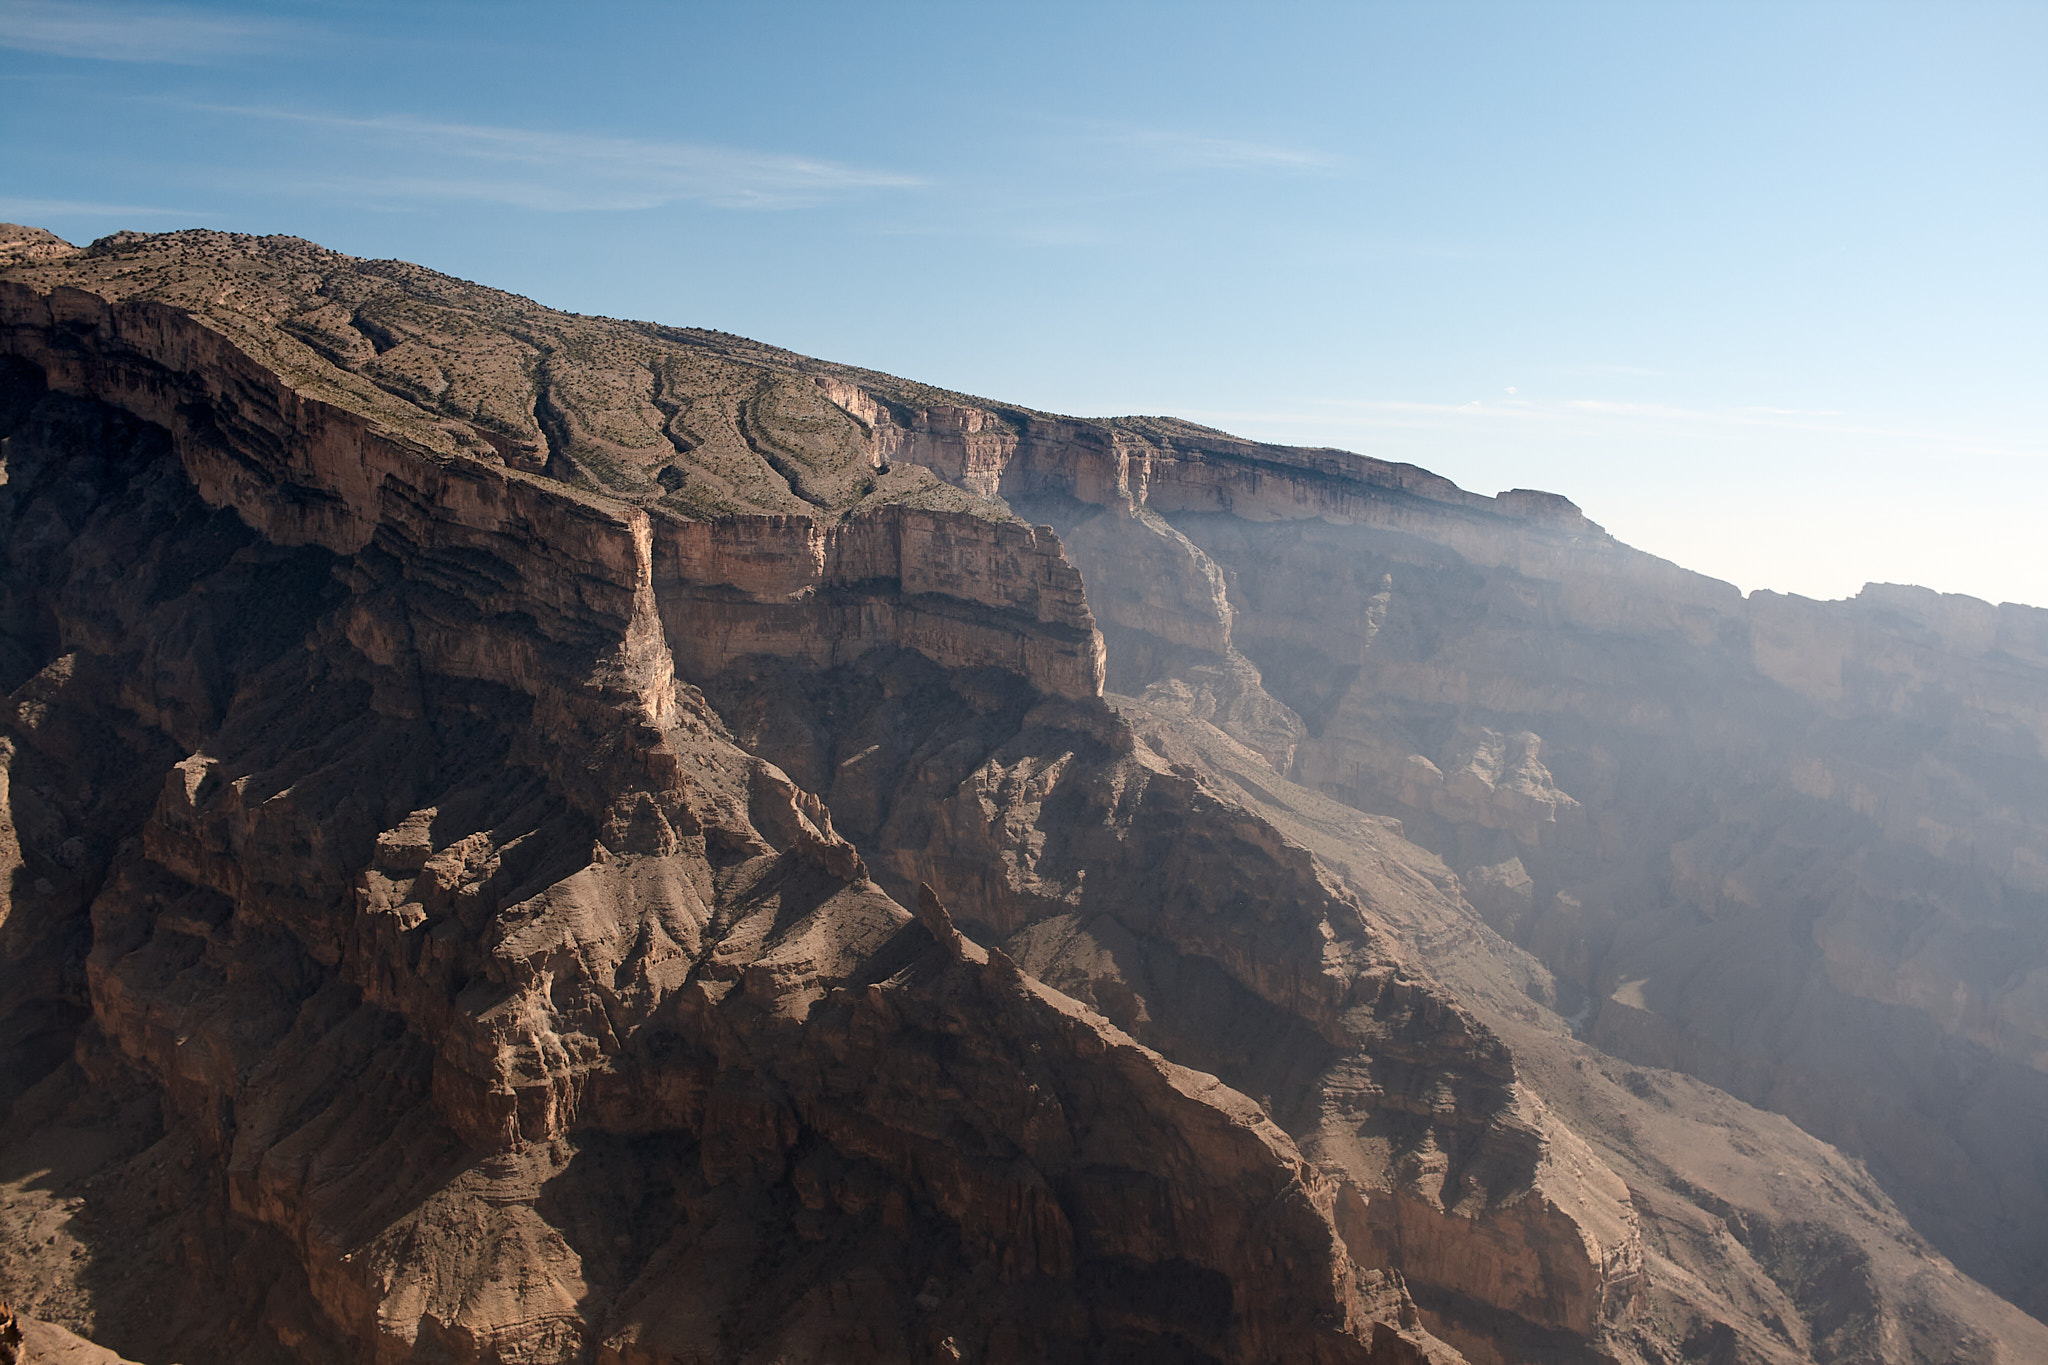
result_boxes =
[1,224,2042,1365]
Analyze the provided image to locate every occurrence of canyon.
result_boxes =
[0,222,2043,1364]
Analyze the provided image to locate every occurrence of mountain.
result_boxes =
[1,221,2043,1364]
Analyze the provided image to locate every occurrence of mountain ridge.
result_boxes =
[2,222,2044,1364]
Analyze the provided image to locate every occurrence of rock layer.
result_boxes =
[808,362,2048,1321]
[0,312,1442,1363]
[2,224,2044,1365]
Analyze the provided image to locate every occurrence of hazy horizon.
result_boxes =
[4,0,2041,607]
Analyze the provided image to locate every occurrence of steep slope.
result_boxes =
[0,226,1466,1363]
[0,223,2042,1365]
[1025,487,2048,1321]
[1120,694,2048,1365]
[797,366,2048,1324]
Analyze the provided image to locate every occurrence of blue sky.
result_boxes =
[4,0,2043,606]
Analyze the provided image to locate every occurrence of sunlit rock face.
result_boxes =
[813,367,2048,1339]
[1,222,2045,1365]
[890,398,2048,1325]
[1087,511,2048,1321]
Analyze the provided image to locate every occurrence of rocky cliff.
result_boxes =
[804,365,2048,1324]
[0,223,2043,1365]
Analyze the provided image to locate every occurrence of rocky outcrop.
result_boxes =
[811,346,2048,1324]
[0,225,78,269]
[0,234,1104,712]
[653,508,1102,700]
[814,383,1654,581]
[812,313,2048,1346]
[11,1314,141,1365]
[0,230,1487,1363]
[1155,513,2048,1318]
[0,319,1451,1362]
[965,448,2048,1319]
[4,224,2045,1365]
[1112,688,2048,1365]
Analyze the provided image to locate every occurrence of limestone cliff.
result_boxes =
[1,223,2043,1365]
[0,226,1447,1363]
[802,363,2048,1325]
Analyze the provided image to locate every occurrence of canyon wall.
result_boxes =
[812,377,2048,1321]
[4,225,2045,1365]
[0,245,1460,1363]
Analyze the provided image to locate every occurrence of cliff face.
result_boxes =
[0,238,1449,1363]
[803,375,2048,1324]
[1098,511,2048,1321]
[811,372,2048,1351]
[1,224,2043,1365]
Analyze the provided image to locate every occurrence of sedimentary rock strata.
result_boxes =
[1,223,2044,1364]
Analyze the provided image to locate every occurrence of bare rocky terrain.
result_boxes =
[0,222,2043,1363]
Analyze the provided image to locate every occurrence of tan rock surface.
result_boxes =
[938,417,2048,1323]
[1108,513,2048,1319]
[1118,693,2048,1363]
[3,224,2044,1365]
[0,228,1453,1363]
[15,1315,142,1365]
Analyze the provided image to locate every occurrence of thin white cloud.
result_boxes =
[872,218,1104,247]
[187,104,925,212]
[1100,126,1341,172]
[0,195,210,221]
[0,1,305,63]
[1041,116,1340,174]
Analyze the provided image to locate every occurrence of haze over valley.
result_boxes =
[0,5,2042,1363]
